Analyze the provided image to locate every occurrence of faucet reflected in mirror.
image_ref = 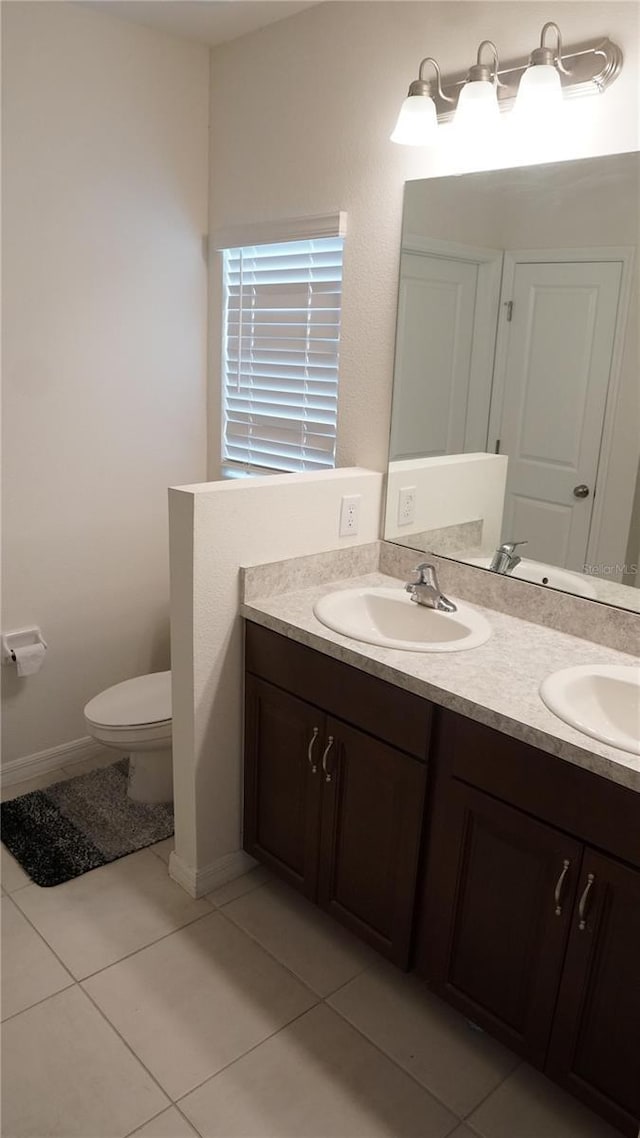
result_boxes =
[384,151,640,613]
[489,540,527,575]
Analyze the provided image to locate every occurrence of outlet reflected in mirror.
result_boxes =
[384,152,640,612]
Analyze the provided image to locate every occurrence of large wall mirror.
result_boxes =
[384,152,639,613]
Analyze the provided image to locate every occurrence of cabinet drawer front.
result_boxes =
[317,717,427,967]
[441,711,640,869]
[547,849,640,1136]
[418,779,582,1066]
[245,621,431,759]
[244,676,322,897]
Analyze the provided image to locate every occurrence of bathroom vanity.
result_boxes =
[242,573,640,1137]
[244,620,431,966]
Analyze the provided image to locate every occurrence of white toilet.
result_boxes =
[84,672,173,804]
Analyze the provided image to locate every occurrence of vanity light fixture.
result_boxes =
[453,40,501,137]
[513,22,568,123]
[391,24,623,145]
[390,57,453,145]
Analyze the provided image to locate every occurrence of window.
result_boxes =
[221,233,344,475]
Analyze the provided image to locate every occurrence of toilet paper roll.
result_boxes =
[14,643,46,677]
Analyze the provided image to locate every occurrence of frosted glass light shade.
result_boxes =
[515,63,563,119]
[453,80,501,136]
[390,95,438,146]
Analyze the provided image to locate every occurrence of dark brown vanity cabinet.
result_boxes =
[244,623,431,966]
[546,849,640,1134]
[243,622,639,1135]
[417,711,640,1136]
[417,776,583,1067]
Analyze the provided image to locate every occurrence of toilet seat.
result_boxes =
[84,671,171,730]
[87,719,172,748]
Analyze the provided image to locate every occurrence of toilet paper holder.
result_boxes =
[2,626,48,664]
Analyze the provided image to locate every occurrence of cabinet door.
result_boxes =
[418,779,582,1067]
[317,717,427,967]
[244,676,322,899]
[547,850,640,1137]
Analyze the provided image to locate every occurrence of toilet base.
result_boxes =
[127,747,174,804]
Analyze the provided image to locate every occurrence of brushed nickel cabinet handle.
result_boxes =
[307,727,319,774]
[554,858,571,916]
[321,736,334,783]
[578,873,595,930]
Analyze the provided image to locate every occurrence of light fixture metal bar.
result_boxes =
[431,36,622,122]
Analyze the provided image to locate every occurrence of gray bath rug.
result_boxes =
[0,759,173,887]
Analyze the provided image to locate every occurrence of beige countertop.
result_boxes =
[241,571,640,793]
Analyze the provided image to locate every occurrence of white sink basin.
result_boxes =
[313,586,491,652]
[540,665,640,755]
[465,556,597,599]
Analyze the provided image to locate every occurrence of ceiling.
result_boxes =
[81,1,319,48]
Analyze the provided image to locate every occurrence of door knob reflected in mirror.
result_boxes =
[573,484,590,499]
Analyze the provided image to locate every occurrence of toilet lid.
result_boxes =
[84,671,171,728]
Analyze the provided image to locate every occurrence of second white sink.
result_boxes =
[313,586,491,652]
[540,664,640,755]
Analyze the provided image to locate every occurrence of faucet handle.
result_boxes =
[412,562,439,588]
[500,540,528,555]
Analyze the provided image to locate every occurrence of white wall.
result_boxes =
[169,469,383,889]
[207,1,639,479]
[385,454,507,553]
[1,3,209,764]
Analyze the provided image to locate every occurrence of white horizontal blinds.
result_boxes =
[222,236,343,473]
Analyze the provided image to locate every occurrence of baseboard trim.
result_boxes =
[1,736,112,788]
[169,849,257,899]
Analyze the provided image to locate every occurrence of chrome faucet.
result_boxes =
[489,540,528,575]
[405,563,457,612]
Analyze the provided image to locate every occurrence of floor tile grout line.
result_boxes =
[208,874,272,908]
[76,905,218,983]
[76,908,322,1103]
[3,895,83,979]
[321,960,379,1002]
[122,1105,177,1138]
[79,980,177,1112]
[166,1098,205,1138]
[2,879,32,895]
[459,1060,524,1125]
[7,867,317,1013]
[1,978,78,1026]
[173,1002,322,1108]
[443,1119,471,1138]
[460,1122,486,1137]
[214,895,494,1124]
[321,994,466,1125]
[175,892,479,1127]
[122,1101,203,1138]
[0,947,490,1130]
[216,901,361,1004]
[9,860,217,984]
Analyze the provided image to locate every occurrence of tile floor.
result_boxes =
[1,763,627,1138]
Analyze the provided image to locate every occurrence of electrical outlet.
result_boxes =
[397,485,416,527]
[339,494,361,537]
